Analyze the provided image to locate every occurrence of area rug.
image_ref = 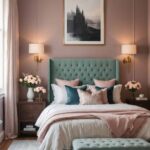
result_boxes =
[8,140,40,150]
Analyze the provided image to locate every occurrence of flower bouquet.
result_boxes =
[125,80,141,100]
[34,86,46,102]
[19,74,41,88]
[19,74,41,102]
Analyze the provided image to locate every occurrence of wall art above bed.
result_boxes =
[64,0,104,45]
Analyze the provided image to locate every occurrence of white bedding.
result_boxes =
[36,104,150,150]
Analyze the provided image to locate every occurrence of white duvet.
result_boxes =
[36,104,150,150]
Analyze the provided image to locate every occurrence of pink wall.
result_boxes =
[18,0,149,100]
[148,0,150,98]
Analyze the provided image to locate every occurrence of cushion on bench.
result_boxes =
[72,138,150,150]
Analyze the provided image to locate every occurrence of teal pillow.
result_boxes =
[96,86,114,104]
[65,85,87,105]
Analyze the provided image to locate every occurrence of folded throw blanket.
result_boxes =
[37,106,150,142]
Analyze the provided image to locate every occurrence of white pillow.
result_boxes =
[113,84,122,103]
[51,84,67,104]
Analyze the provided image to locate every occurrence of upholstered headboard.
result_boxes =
[48,58,119,103]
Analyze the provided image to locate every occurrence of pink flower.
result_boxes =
[34,86,46,94]
[42,89,46,93]
[125,80,141,91]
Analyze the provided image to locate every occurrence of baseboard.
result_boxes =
[0,131,4,143]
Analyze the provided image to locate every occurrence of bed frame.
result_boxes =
[48,58,119,103]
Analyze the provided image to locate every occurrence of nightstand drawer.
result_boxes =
[19,103,44,121]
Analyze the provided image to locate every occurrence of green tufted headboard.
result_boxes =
[48,58,119,103]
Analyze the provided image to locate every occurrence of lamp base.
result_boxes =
[123,56,132,64]
[34,55,43,63]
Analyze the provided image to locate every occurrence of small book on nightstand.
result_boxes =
[26,125,34,128]
[136,97,148,101]
[23,124,36,132]
[23,127,36,132]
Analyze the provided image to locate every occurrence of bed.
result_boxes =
[36,58,150,150]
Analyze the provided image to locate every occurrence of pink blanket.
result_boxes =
[37,107,150,142]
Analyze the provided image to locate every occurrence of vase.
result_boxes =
[27,87,34,102]
[131,91,136,101]
[38,93,43,102]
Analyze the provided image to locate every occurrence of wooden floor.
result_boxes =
[0,137,36,150]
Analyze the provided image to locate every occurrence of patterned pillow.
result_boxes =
[78,89,104,105]
[94,79,116,88]
[55,78,80,87]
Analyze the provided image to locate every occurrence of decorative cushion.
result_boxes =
[72,138,150,150]
[96,86,114,104]
[113,84,122,103]
[51,84,67,104]
[55,78,80,87]
[78,89,104,105]
[95,84,122,104]
[94,78,116,88]
[65,85,87,105]
[87,85,108,104]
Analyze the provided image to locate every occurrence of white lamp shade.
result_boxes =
[29,43,44,54]
[121,44,137,55]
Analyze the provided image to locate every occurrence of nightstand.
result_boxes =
[18,101,46,136]
[127,100,150,110]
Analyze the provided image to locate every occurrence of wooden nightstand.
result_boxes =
[18,101,46,136]
[127,100,150,110]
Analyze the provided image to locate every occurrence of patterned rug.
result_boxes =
[8,140,40,150]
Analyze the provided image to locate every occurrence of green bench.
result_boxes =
[72,138,150,150]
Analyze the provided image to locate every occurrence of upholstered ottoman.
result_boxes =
[72,138,150,150]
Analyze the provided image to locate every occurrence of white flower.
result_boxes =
[34,88,36,92]
[36,88,40,93]
[42,89,46,93]
[33,77,36,82]
[27,79,32,83]
[24,77,28,81]
[31,80,35,84]
[19,78,23,82]
[19,73,42,88]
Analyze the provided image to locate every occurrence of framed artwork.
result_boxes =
[64,0,104,45]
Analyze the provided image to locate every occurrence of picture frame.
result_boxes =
[64,0,104,45]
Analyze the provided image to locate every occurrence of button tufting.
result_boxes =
[73,138,150,150]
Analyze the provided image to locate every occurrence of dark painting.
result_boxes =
[64,0,104,44]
